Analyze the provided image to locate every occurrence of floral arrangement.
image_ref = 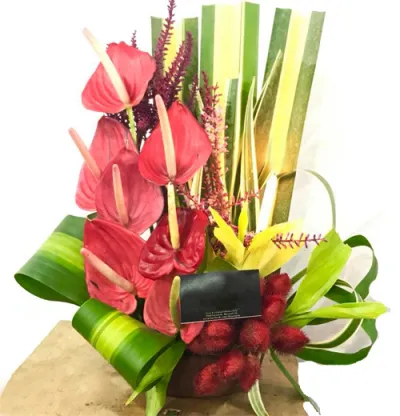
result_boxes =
[15,1,387,415]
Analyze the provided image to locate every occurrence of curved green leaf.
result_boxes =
[297,234,384,365]
[286,229,351,316]
[72,299,179,390]
[145,372,173,416]
[15,215,89,306]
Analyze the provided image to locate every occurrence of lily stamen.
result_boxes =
[155,95,180,249]
[83,28,131,107]
[69,128,101,179]
[112,164,129,227]
[81,248,135,294]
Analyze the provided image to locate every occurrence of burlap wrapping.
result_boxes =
[0,321,305,415]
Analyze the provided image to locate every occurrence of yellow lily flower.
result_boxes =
[209,207,303,277]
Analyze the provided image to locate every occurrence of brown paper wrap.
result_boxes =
[0,321,306,415]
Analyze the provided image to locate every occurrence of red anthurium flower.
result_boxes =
[144,277,204,343]
[82,38,156,114]
[138,208,209,280]
[71,116,132,211]
[95,148,163,234]
[82,219,152,314]
[138,101,212,186]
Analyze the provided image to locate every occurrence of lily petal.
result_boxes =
[139,209,209,280]
[138,102,212,185]
[82,42,156,114]
[144,277,205,342]
[95,148,164,234]
[83,219,152,314]
[76,116,132,210]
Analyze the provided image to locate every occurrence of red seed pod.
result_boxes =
[271,325,310,354]
[264,273,292,297]
[217,350,246,380]
[262,294,287,326]
[239,355,261,392]
[204,320,235,339]
[188,336,208,355]
[194,363,223,396]
[239,319,270,353]
[206,336,234,354]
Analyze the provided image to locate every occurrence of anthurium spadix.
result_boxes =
[82,219,153,314]
[70,116,132,211]
[210,207,303,276]
[144,277,204,344]
[95,148,164,234]
[138,98,212,186]
[82,29,156,114]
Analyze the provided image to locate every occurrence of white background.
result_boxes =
[0,0,399,415]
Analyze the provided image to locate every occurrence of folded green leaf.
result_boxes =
[72,299,178,390]
[15,215,89,306]
[286,229,351,316]
[128,341,185,406]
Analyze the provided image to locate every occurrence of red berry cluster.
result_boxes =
[192,274,310,396]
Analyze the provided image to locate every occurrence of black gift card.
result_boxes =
[179,270,262,324]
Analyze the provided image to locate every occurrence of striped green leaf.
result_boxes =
[15,215,89,306]
[72,299,183,395]
[263,8,292,86]
[181,18,199,104]
[240,79,259,230]
[271,11,325,225]
[248,381,270,416]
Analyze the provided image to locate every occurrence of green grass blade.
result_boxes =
[200,5,215,85]
[15,215,89,306]
[151,17,163,55]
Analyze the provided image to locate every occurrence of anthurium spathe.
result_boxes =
[210,207,303,276]
[144,277,204,344]
[95,148,163,234]
[138,100,212,186]
[82,218,152,314]
[82,32,156,114]
[71,116,133,211]
[138,208,209,280]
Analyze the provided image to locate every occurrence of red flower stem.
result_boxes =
[126,107,137,145]
[167,183,180,249]
[112,164,129,227]
[81,248,136,294]
[68,128,101,179]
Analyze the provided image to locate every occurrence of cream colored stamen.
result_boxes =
[112,164,129,227]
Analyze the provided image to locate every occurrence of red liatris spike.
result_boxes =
[217,350,246,380]
[204,320,235,339]
[239,355,261,392]
[194,363,223,397]
[264,273,292,297]
[271,326,310,354]
[262,294,287,326]
[239,319,271,353]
